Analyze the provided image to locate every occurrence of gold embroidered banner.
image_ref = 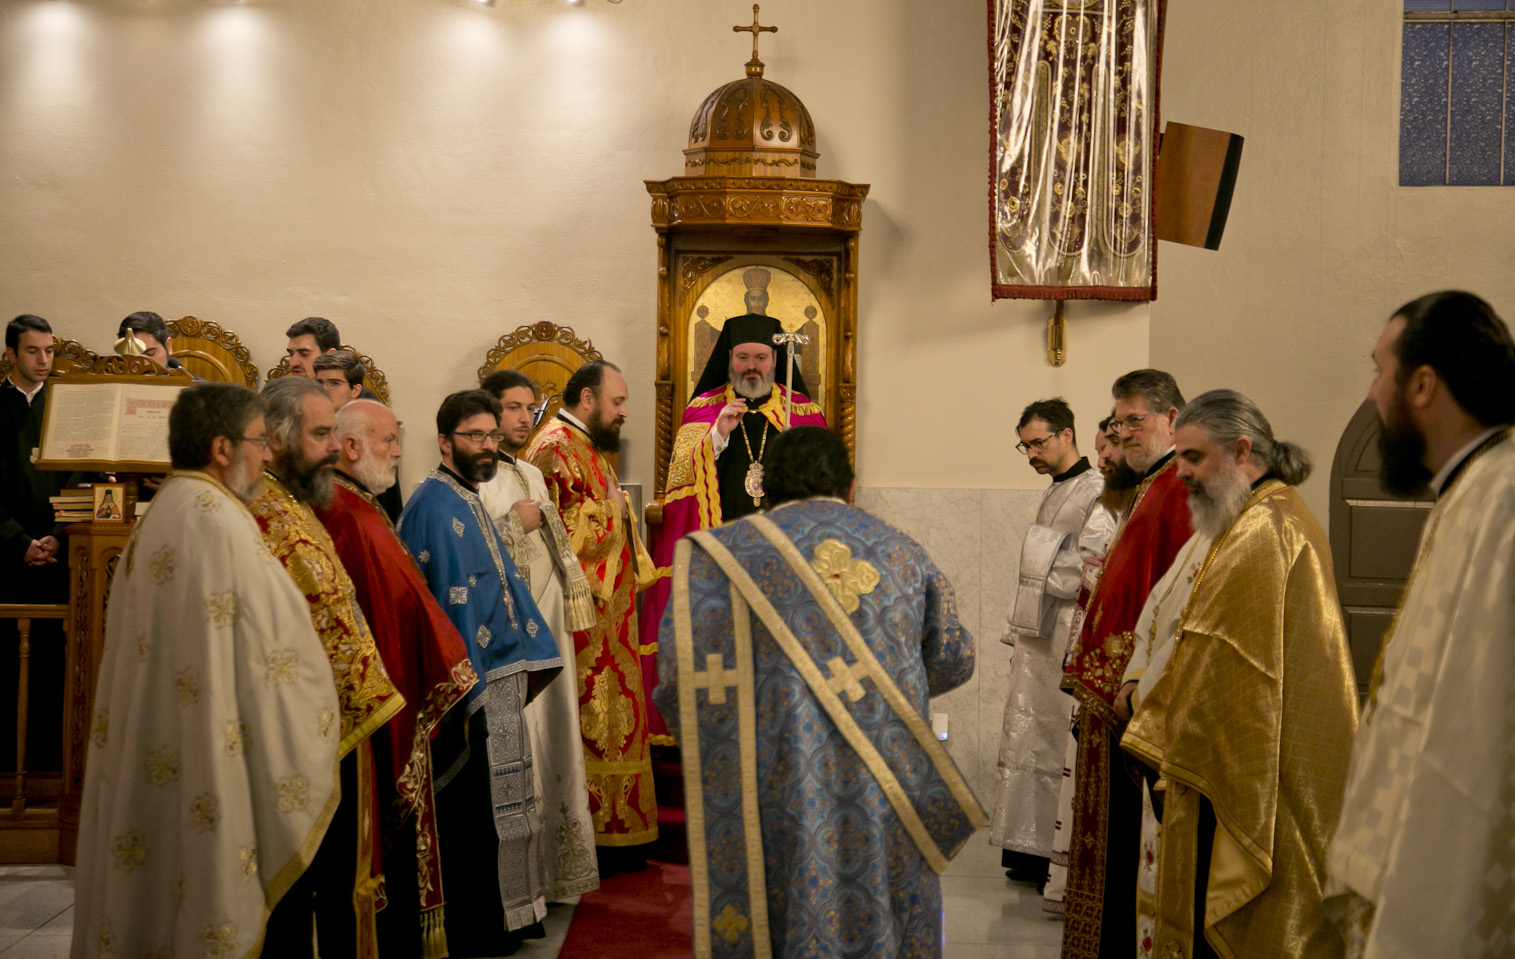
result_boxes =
[989,0,1165,300]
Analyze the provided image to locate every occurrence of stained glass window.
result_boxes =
[1401,1,1515,185]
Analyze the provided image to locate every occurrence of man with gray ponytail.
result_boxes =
[1119,389,1359,959]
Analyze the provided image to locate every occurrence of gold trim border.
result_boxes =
[672,539,713,958]
[730,586,773,958]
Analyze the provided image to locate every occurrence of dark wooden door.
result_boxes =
[1329,402,1434,698]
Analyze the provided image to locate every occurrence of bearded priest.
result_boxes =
[399,389,565,956]
[1061,370,1193,959]
[523,361,659,868]
[1121,390,1358,959]
[1327,291,1515,958]
[641,314,827,744]
[477,369,601,903]
[71,385,341,959]
[310,399,480,958]
[247,376,405,958]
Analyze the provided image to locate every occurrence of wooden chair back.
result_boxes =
[165,316,260,387]
[476,321,604,450]
[266,345,390,404]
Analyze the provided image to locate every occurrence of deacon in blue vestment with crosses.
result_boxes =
[656,426,986,959]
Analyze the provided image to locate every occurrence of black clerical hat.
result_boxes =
[690,313,811,400]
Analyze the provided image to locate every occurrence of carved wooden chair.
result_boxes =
[165,316,260,387]
[266,345,390,404]
[0,337,99,381]
[476,321,604,450]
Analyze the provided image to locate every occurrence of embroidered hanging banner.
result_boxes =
[989,0,1165,301]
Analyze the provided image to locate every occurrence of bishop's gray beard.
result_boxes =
[731,367,776,402]
[1186,463,1251,540]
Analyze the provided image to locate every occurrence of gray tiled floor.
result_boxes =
[1,831,1064,957]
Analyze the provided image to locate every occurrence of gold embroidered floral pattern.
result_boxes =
[204,590,238,628]
[194,489,218,511]
[451,517,466,538]
[224,720,249,757]
[582,670,633,756]
[449,586,468,605]
[239,843,258,879]
[98,918,118,953]
[148,545,175,584]
[112,830,148,872]
[809,539,881,614]
[91,709,108,749]
[146,747,180,786]
[319,708,336,742]
[190,792,219,833]
[201,922,239,959]
[135,632,150,663]
[476,624,491,648]
[274,775,310,814]
[264,649,298,686]
[176,667,201,706]
[712,903,750,944]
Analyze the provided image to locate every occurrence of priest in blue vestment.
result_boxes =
[397,389,565,958]
[655,426,986,959]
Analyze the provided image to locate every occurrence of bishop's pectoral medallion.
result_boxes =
[744,462,764,506]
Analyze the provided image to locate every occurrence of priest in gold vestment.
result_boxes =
[523,359,659,858]
[249,377,404,957]
[1122,390,1358,959]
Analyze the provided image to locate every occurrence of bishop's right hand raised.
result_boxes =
[716,398,748,438]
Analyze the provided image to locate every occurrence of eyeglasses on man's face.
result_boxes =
[238,434,270,449]
[451,430,506,445]
[1112,412,1156,433]
[1014,434,1058,456]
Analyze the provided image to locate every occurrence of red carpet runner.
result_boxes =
[557,860,693,958]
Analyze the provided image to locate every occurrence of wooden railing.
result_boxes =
[1,604,67,819]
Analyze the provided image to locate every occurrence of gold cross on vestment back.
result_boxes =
[825,656,870,703]
[693,652,740,704]
[735,4,777,76]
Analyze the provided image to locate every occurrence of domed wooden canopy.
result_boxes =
[683,6,818,179]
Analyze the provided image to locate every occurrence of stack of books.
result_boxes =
[50,488,95,524]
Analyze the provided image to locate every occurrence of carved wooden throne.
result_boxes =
[644,27,867,524]
[476,321,604,449]
[266,345,391,404]
[166,316,260,387]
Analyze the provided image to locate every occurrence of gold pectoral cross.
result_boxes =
[734,4,777,77]
[693,652,740,705]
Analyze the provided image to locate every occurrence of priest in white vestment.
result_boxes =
[989,399,1107,883]
[72,384,342,959]
[1328,292,1515,959]
[478,369,600,901]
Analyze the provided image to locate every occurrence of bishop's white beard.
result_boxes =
[1186,460,1252,540]
[349,443,398,494]
[731,366,776,402]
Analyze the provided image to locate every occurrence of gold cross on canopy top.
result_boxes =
[735,4,777,78]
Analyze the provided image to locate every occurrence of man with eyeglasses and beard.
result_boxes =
[989,399,1108,892]
[1120,389,1357,959]
[246,377,403,959]
[1061,370,1193,959]
[309,399,478,959]
[72,384,342,959]
[523,360,659,873]
[1326,291,1515,959]
[397,389,564,957]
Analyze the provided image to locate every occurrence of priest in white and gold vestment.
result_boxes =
[73,384,342,959]
[1122,390,1358,959]
[479,368,600,901]
[1327,291,1515,958]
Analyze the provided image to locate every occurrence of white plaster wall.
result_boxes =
[1151,0,1515,520]
[0,0,1142,498]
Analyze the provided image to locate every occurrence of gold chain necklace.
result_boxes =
[740,413,769,507]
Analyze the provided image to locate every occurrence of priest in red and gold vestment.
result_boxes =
[312,400,479,959]
[249,377,404,958]
[1060,370,1192,959]
[523,359,659,861]
[640,313,826,744]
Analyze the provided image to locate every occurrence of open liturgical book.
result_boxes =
[35,378,187,472]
